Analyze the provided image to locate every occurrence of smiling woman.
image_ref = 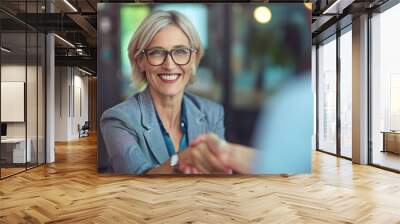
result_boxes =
[100,10,225,174]
[137,25,196,98]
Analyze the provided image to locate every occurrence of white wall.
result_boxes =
[1,65,26,140]
[55,67,69,141]
[1,65,41,137]
[1,65,25,128]
[54,67,89,141]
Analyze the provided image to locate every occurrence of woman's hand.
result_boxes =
[146,133,255,174]
[178,140,232,174]
[179,133,256,174]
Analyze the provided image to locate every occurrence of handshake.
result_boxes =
[177,133,256,174]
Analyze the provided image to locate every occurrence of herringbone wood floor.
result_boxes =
[1,134,400,223]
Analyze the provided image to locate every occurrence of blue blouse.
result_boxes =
[155,102,188,157]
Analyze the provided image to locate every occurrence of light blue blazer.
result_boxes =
[100,88,225,174]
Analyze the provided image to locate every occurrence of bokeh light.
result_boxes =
[254,6,272,24]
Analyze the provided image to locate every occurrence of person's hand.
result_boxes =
[181,133,256,174]
[178,140,232,174]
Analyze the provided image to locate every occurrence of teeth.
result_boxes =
[159,74,179,81]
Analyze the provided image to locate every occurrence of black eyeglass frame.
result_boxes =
[141,47,197,66]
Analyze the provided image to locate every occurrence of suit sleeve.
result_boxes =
[100,110,153,174]
[212,104,225,140]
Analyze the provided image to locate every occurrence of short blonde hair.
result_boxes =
[128,10,204,90]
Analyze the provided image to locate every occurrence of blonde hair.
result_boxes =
[128,10,204,90]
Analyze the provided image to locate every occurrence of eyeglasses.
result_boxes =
[142,47,196,66]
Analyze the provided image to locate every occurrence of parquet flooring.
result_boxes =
[1,134,400,223]
[1,167,26,178]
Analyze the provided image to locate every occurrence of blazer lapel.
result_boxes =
[184,94,207,142]
[139,89,169,164]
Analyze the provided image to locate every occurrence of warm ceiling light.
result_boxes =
[254,6,272,24]
[304,2,313,10]
[63,0,78,12]
[54,34,75,48]
[1,47,11,53]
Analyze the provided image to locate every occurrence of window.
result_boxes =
[0,1,46,179]
[339,28,352,158]
[371,3,400,171]
[317,36,337,154]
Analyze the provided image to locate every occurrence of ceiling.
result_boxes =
[0,0,98,73]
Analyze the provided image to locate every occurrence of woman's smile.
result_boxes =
[158,73,181,83]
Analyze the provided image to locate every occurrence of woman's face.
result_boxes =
[138,25,195,98]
